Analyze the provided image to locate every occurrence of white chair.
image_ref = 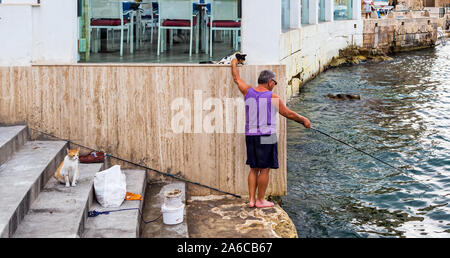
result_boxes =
[157,0,197,56]
[140,0,158,43]
[89,0,132,56]
[206,0,240,57]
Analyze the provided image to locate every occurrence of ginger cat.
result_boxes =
[55,148,80,187]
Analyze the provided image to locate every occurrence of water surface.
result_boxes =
[283,43,450,238]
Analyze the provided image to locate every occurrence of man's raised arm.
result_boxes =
[231,58,251,96]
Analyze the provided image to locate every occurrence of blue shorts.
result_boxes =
[245,134,279,169]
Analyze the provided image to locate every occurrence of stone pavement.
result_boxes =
[186,195,298,238]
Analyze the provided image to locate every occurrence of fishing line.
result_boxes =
[297,121,433,190]
[29,127,242,199]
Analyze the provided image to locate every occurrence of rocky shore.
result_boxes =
[328,46,394,68]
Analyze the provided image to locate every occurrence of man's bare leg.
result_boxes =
[248,168,259,207]
[255,168,274,208]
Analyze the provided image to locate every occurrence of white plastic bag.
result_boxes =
[94,165,127,208]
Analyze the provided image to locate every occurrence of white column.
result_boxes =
[308,0,318,25]
[290,0,302,29]
[325,0,334,22]
[241,0,281,64]
[352,0,362,20]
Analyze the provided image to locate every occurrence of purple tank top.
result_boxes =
[245,88,277,136]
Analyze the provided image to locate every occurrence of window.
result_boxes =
[334,0,353,20]
[282,0,291,30]
[301,0,309,24]
[79,0,242,64]
[318,0,326,22]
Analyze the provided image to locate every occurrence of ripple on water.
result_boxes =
[284,45,450,238]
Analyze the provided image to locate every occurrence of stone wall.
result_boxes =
[0,64,288,197]
[362,17,438,54]
[400,0,424,9]
[281,20,363,100]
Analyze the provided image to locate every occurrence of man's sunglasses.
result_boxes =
[271,79,278,85]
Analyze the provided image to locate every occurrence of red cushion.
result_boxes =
[91,19,129,26]
[208,20,241,28]
[162,19,197,27]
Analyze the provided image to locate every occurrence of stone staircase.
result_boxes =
[0,125,147,238]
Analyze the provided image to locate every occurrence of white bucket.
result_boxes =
[164,189,183,208]
[161,203,185,225]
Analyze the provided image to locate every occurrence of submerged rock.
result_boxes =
[325,94,361,101]
[370,55,394,62]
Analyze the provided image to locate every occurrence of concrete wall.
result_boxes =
[276,0,363,100]
[0,64,287,197]
[0,4,33,66]
[241,0,282,64]
[281,19,363,100]
[0,0,78,66]
[31,0,79,65]
[362,17,438,54]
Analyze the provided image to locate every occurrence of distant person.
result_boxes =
[391,0,397,8]
[363,0,374,19]
[231,58,311,208]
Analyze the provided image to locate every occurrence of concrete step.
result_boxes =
[0,140,67,238]
[0,125,28,166]
[12,163,104,238]
[82,169,147,238]
[140,181,188,238]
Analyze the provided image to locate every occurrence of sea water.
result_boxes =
[283,43,450,238]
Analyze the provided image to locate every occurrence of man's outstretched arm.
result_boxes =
[272,93,311,128]
[231,58,251,96]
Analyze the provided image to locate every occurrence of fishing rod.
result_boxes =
[29,127,242,199]
[296,121,432,190]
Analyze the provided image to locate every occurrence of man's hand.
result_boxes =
[300,117,311,129]
[231,58,251,96]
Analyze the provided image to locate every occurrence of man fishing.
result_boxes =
[231,58,311,208]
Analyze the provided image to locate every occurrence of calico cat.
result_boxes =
[199,52,247,64]
[217,52,247,64]
[55,148,80,187]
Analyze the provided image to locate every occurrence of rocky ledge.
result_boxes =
[328,47,394,68]
[186,195,298,238]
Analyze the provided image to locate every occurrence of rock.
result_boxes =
[330,58,348,67]
[357,55,367,61]
[291,78,301,97]
[325,94,361,101]
[327,46,394,69]
[371,55,393,62]
[350,56,361,64]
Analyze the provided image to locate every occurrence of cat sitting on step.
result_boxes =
[55,148,80,187]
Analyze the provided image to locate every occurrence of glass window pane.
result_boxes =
[80,0,242,63]
[318,0,326,22]
[334,0,353,20]
[301,0,309,24]
[282,0,291,30]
